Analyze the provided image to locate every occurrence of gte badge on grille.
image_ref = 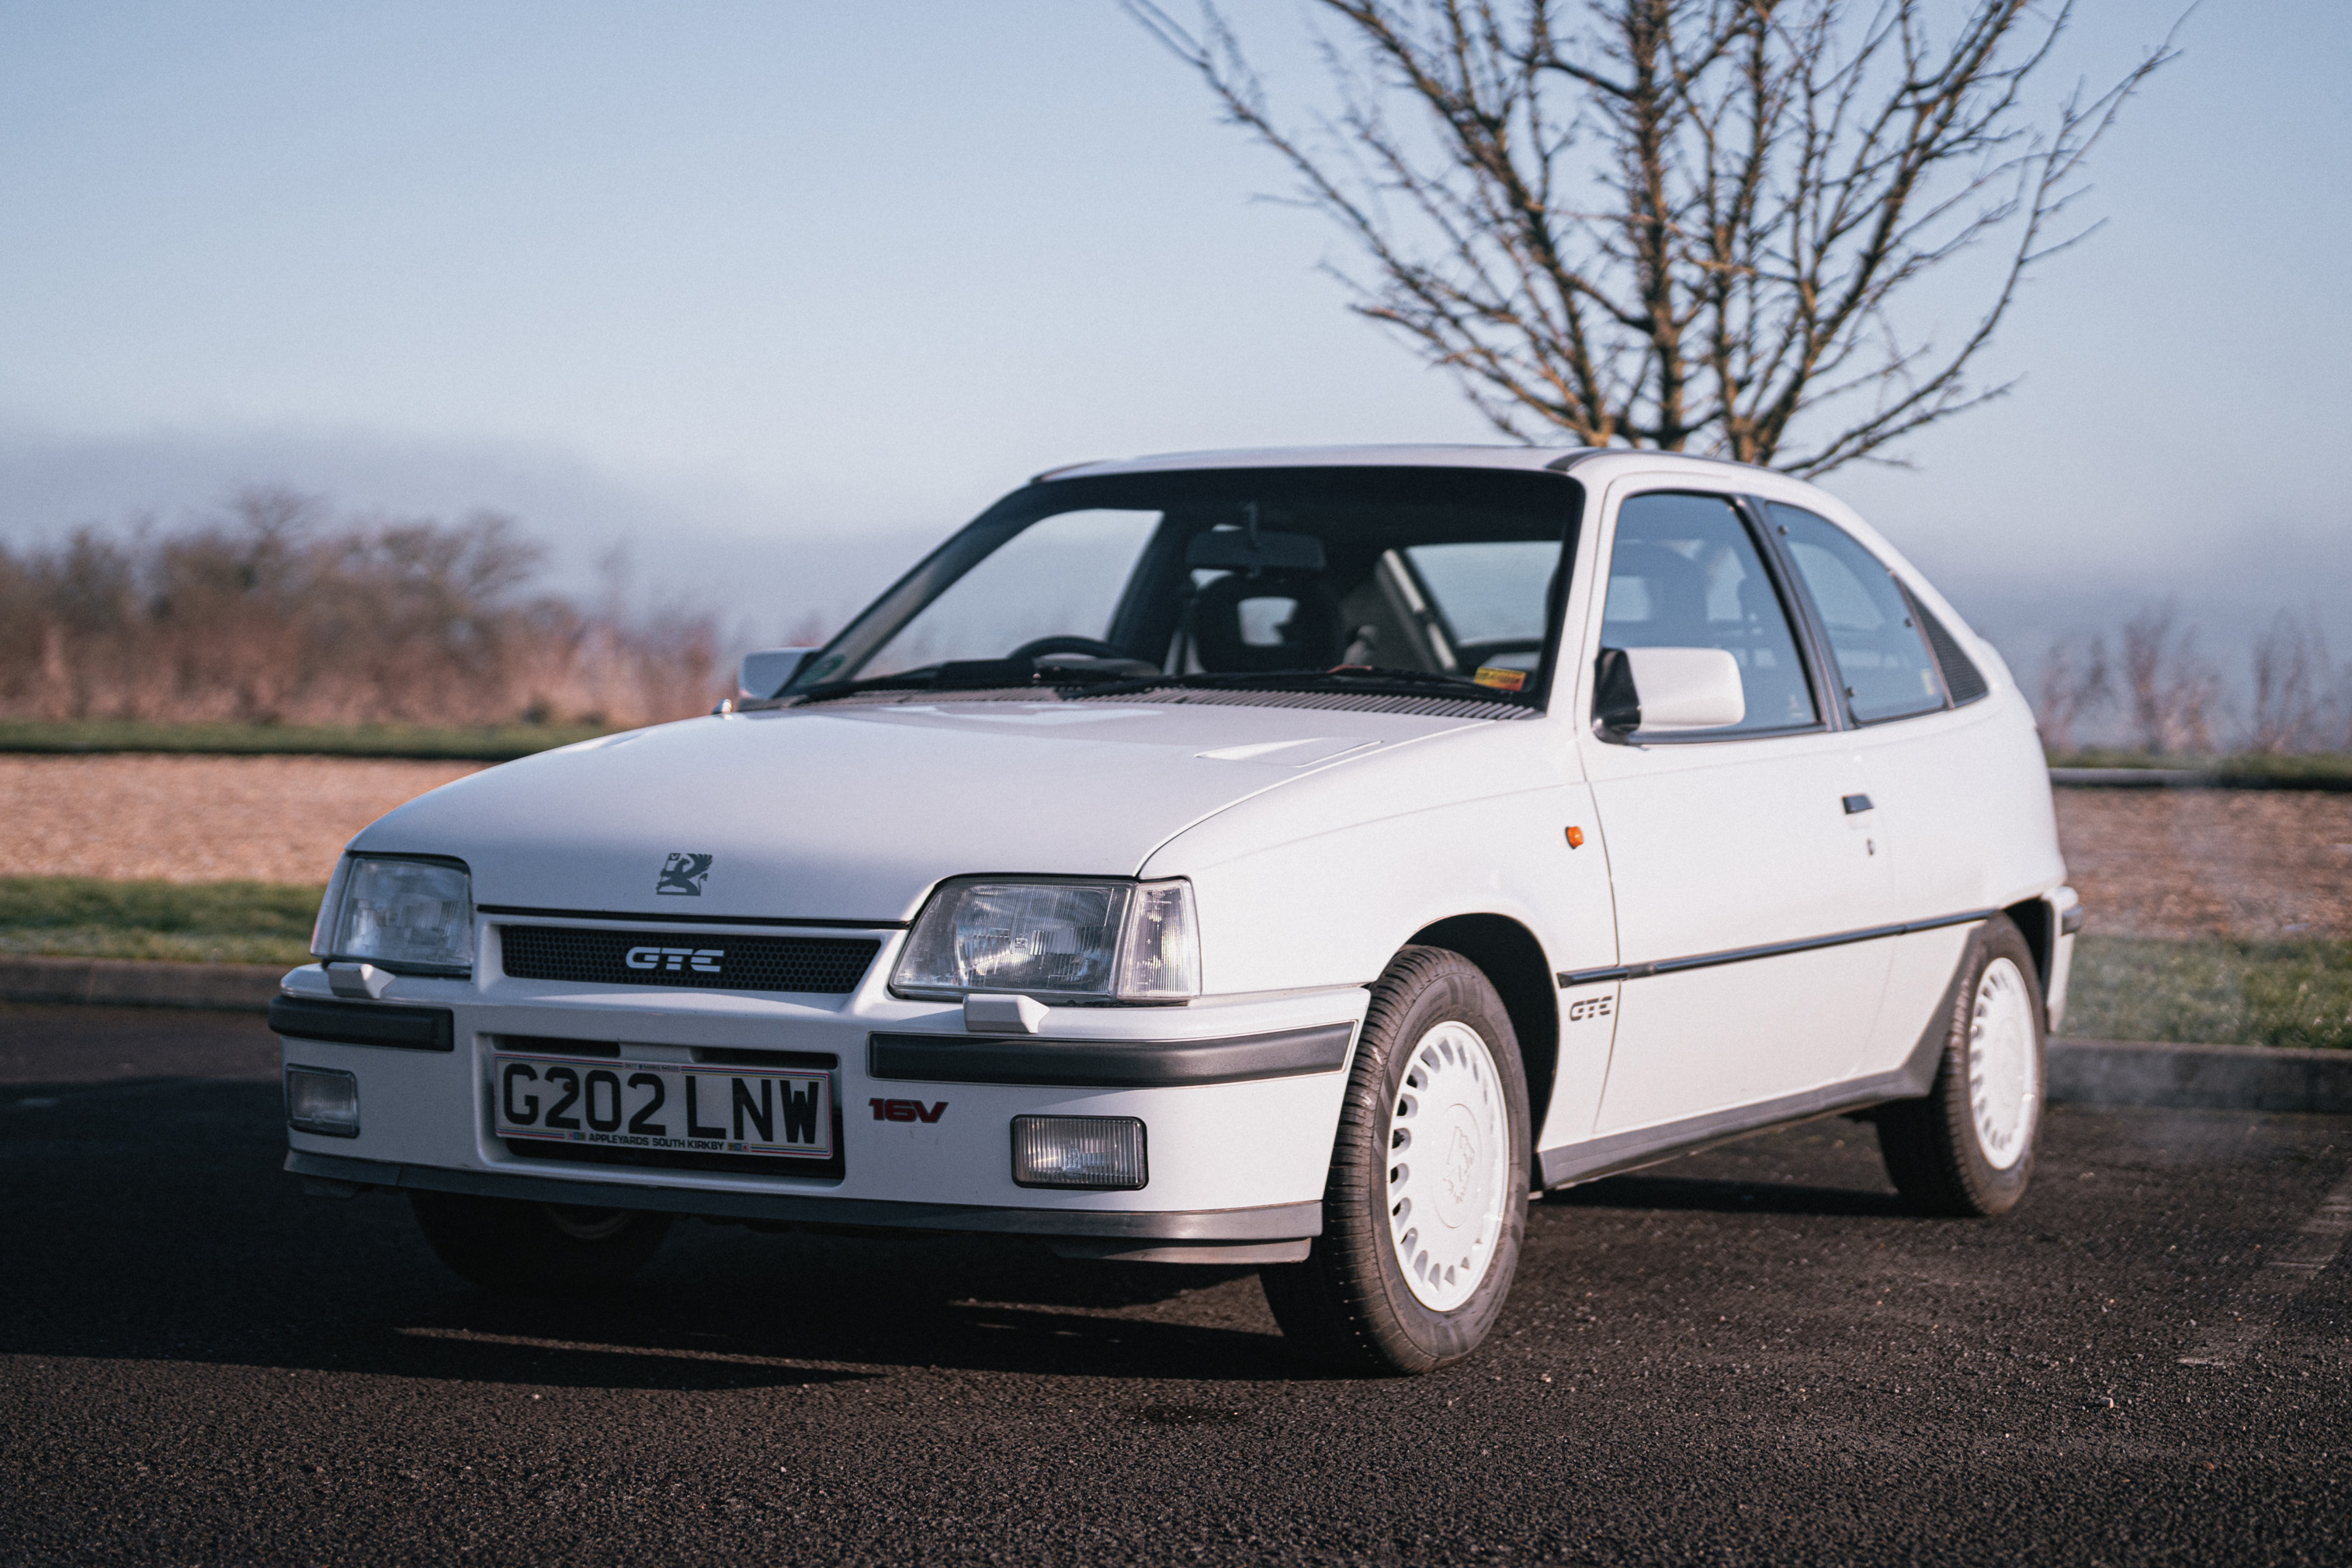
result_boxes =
[656,852,713,896]
[626,946,723,973]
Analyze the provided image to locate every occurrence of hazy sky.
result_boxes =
[2,1,2347,669]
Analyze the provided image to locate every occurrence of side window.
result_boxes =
[1600,493,1819,734]
[1765,505,1945,723]
[1400,540,1562,674]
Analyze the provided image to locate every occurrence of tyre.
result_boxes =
[1261,945,1530,1375]
[410,1192,671,1295]
[1874,914,2045,1217]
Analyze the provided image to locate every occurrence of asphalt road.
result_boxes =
[2,1003,2347,1567]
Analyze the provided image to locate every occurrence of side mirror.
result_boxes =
[737,647,818,700]
[1592,647,1642,743]
[1622,647,1746,731]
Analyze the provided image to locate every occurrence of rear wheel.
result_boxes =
[1875,914,2045,1216]
[1260,946,1529,1374]
[410,1192,671,1295]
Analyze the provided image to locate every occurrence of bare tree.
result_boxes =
[2034,631,2109,752]
[2120,602,2217,756]
[1127,0,2175,472]
[2247,609,2332,755]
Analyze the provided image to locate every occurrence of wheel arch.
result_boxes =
[1407,914,1558,1150]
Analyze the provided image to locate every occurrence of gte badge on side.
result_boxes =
[656,852,713,896]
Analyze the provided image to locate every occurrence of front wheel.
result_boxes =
[1874,914,2045,1216]
[411,1192,672,1295]
[1260,946,1529,1375]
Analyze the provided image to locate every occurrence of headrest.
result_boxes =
[1606,542,1712,644]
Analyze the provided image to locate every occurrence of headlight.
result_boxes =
[893,878,1199,1003]
[317,855,474,975]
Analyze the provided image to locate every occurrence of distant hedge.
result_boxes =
[2047,751,2352,790]
[0,490,721,730]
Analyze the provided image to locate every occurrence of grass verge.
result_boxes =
[4,880,2347,1049]
[0,718,620,761]
[2066,935,2352,1049]
[0,878,323,966]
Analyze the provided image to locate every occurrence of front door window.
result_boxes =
[1600,493,1818,735]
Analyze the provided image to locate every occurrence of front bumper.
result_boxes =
[272,954,1365,1254]
[284,1147,1321,1263]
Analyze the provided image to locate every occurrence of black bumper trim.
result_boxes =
[269,995,454,1052]
[283,1150,1321,1240]
[866,1022,1356,1088]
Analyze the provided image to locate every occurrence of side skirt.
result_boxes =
[1536,935,1972,1190]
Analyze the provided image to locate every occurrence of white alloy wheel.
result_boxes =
[1967,957,2038,1171]
[1385,1020,1513,1311]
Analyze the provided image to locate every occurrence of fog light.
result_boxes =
[1011,1115,1147,1190]
[286,1066,360,1138]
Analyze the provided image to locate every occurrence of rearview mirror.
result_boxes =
[1185,529,1326,573]
[738,647,817,700]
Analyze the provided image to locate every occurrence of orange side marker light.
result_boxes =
[1565,826,1585,848]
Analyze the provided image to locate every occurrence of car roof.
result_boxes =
[1036,444,1777,483]
[1022,444,1996,692]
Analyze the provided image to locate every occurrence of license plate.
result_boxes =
[494,1053,834,1160]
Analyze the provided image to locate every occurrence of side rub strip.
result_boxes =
[1556,909,1993,989]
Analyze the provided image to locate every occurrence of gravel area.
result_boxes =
[2055,787,2352,941]
[2,758,2346,943]
[0,755,482,885]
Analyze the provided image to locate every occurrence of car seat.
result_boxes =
[1602,542,1714,647]
[1190,571,1344,673]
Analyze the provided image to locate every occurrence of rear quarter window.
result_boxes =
[1766,504,1946,724]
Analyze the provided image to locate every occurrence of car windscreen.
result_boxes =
[792,467,1582,706]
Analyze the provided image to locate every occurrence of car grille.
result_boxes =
[498,924,881,995]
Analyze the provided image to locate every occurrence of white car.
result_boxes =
[278,446,2076,1374]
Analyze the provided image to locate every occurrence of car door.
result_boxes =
[1763,501,2010,1077]
[1573,485,1895,1136]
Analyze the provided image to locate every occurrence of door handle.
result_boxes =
[1841,793,1874,814]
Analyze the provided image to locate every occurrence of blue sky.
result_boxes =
[2,1,2347,673]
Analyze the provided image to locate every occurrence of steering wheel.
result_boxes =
[1008,636,1129,664]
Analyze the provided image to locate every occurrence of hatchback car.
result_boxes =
[278,446,2076,1374]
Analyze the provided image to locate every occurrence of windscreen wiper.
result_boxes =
[789,665,951,702]
[1084,666,1527,699]
[793,657,1167,704]
[1323,665,1507,691]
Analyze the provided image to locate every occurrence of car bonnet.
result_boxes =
[344,699,1486,923]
